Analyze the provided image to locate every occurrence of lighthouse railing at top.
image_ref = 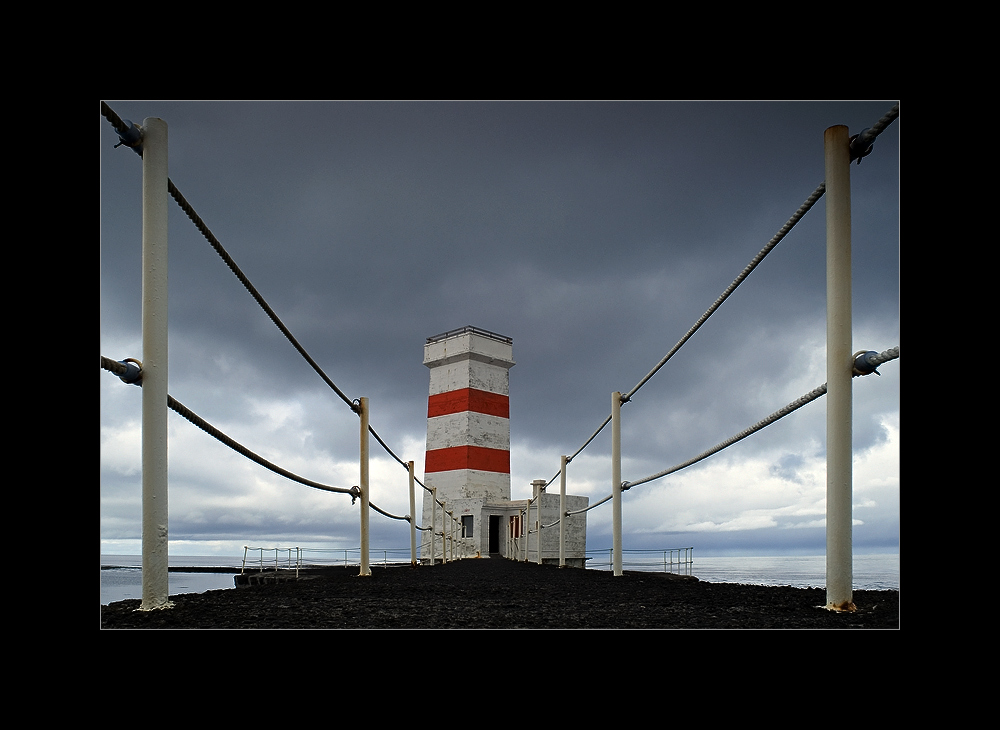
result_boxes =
[426,325,513,345]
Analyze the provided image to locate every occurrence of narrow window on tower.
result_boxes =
[461,515,474,538]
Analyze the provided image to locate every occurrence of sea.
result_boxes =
[594,552,900,591]
[100,552,899,606]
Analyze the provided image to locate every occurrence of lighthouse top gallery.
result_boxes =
[419,326,589,566]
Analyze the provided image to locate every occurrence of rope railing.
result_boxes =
[102,103,354,414]
[547,103,900,486]
[369,502,410,521]
[101,101,421,502]
[102,354,436,544]
[849,103,899,163]
[565,346,899,510]
[567,494,612,517]
[543,185,824,487]
[166,179,357,414]
[542,183,824,487]
[101,356,356,497]
[623,184,827,404]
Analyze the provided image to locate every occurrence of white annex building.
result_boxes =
[419,326,589,567]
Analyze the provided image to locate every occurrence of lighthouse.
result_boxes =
[420,325,589,565]
[421,326,514,560]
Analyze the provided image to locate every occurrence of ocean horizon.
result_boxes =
[100,551,899,606]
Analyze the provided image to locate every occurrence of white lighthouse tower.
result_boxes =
[420,325,589,565]
[421,326,514,560]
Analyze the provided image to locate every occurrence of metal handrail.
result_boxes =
[242,546,302,577]
[243,546,414,570]
[426,325,512,345]
[585,548,694,575]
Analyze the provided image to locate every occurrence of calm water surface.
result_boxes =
[100,552,899,605]
[101,555,244,606]
[682,553,899,590]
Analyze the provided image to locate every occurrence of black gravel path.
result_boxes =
[100,557,899,629]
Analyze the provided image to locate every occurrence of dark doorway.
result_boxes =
[489,515,500,554]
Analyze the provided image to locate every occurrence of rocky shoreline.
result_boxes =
[100,557,899,629]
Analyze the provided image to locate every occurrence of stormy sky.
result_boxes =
[99,100,899,558]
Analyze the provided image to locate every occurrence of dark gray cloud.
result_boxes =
[100,100,899,557]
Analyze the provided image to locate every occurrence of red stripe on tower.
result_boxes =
[427,388,510,419]
[424,445,511,474]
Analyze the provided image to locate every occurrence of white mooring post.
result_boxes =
[825,125,855,611]
[441,503,448,564]
[528,498,535,562]
[140,117,171,611]
[443,508,450,563]
[533,480,545,565]
[612,391,623,577]
[359,397,371,576]
[408,461,417,566]
[559,455,567,568]
[430,488,437,565]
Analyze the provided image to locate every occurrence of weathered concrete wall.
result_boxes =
[424,470,511,502]
[524,493,589,566]
[424,333,516,373]
[426,412,511,452]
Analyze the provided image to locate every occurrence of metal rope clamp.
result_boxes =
[849,128,874,165]
[114,119,143,153]
[118,357,143,385]
[852,350,881,377]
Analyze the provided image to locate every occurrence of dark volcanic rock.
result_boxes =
[100,558,899,629]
